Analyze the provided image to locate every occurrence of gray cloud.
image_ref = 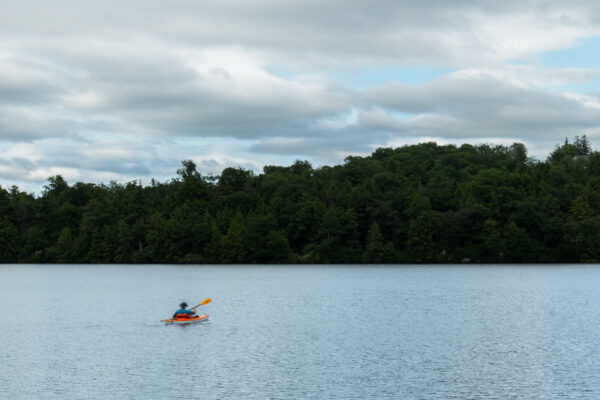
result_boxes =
[364,72,600,140]
[4,1,599,64]
[1,1,600,191]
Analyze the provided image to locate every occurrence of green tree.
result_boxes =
[364,222,385,263]
[218,213,247,263]
[56,227,74,263]
[503,222,532,262]
[406,214,436,263]
[0,219,19,262]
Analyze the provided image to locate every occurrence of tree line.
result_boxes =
[1,136,599,263]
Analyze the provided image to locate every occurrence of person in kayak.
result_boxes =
[172,302,196,319]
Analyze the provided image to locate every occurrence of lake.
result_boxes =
[1,264,600,399]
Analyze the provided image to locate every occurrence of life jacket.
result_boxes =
[174,313,191,319]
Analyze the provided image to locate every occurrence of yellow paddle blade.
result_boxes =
[199,298,212,305]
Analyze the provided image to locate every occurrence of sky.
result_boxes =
[1,0,600,193]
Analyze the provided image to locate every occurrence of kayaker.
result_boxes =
[172,302,196,319]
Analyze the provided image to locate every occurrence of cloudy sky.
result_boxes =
[2,1,600,192]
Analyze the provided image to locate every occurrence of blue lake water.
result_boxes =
[1,264,600,399]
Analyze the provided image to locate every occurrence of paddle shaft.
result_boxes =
[189,298,212,309]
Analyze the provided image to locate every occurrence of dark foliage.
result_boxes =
[3,136,600,263]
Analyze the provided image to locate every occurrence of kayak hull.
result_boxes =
[164,313,209,325]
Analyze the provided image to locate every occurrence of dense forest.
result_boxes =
[1,136,600,263]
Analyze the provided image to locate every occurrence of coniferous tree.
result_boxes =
[364,222,385,263]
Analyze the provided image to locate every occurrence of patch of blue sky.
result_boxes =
[541,35,600,69]
[557,79,600,94]
[388,111,415,121]
[336,66,453,90]
[510,35,600,94]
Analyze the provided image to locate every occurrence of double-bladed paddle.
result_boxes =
[161,298,212,322]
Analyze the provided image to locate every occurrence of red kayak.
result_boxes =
[163,313,209,325]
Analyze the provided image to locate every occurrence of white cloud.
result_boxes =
[1,0,600,191]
